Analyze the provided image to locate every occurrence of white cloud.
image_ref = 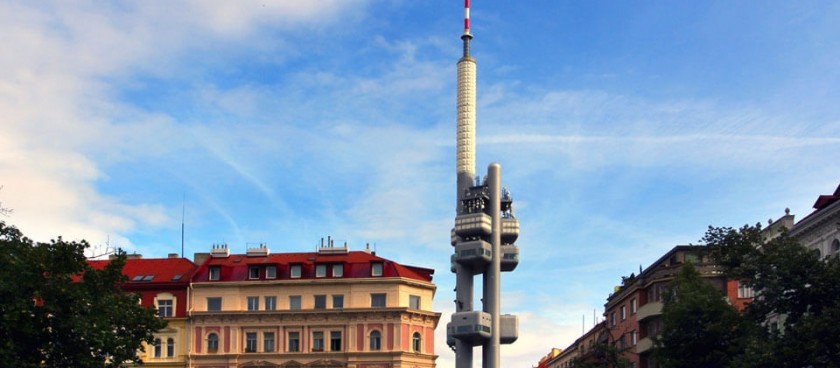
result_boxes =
[0,0,369,246]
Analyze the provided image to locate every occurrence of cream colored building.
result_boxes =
[789,184,840,259]
[90,255,198,368]
[188,243,440,368]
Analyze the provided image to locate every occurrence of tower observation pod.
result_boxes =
[447,2,519,368]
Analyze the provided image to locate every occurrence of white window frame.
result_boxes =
[288,331,300,352]
[330,330,342,351]
[332,294,344,309]
[371,262,383,277]
[332,264,343,277]
[314,295,326,309]
[738,281,755,299]
[312,331,325,352]
[247,296,259,311]
[289,295,301,310]
[166,337,174,357]
[248,266,260,279]
[154,294,175,318]
[371,293,386,308]
[245,332,257,353]
[263,332,275,352]
[209,266,220,281]
[315,264,327,278]
[409,295,421,310]
[290,264,302,279]
[266,265,277,279]
[412,332,422,353]
[369,330,382,351]
[265,296,276,311]
[207,333,219,353]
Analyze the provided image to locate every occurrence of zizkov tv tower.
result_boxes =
[446,1,519,368]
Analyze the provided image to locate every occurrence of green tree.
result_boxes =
[571,342,631,368]
[0,221,166,367]
[653,262,744,368]
[704,224,840,367]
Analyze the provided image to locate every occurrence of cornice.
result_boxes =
[191,277,435,290]
[790,200,840,239]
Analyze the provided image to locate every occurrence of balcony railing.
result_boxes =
[636,337,654,354]
[636,301,663,322]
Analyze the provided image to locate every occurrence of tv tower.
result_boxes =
[447,1,519,368]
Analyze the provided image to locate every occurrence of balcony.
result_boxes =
[636,301,663,322]
[501,217,519,244]
[500,314,518,344]
[454,240,492,267]
[500,244,519,272]
[636,337,654,354]
[447,311,492,346]
[454,213,492,238]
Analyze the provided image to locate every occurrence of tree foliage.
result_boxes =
[0,221,166,367]
[653,263,744,368]
[700,224,840,367]
[570,342,631,368]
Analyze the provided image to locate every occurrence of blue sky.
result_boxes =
[2,1,839,366]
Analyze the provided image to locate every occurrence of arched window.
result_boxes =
[166,338,174,357]
[208,333,219,353]
[832,239,840,255]
[369,330,381,351]
[154,338,162,358]
[412,332,422,353]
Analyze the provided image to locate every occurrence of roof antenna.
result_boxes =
[181,193,185,258]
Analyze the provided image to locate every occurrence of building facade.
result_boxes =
[188,243,440,368]
[89,254,198,368]
[542,322,606,368]
[603,246,746,368]
[789,184,840,259]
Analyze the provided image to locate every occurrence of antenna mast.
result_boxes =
[181,193,185,258]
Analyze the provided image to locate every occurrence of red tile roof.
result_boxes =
[192,250,434,283]
[812,183,840,210]
[87,257,198,285]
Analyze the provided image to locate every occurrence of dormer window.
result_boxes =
[371,262,383,277]
[209,266,220,281]
[266,265,277,279]
[315,264,327,278]
[332,264,343,278]
[249,266,260,279]
[290,264,302,279]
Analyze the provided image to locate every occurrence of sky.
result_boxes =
[1,0,840,366]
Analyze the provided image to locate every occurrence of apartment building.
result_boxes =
[188,243,440,368]
[604,246,745,368]
[89,254,198,368]
[542,322,606,368]
[790,183,840,259]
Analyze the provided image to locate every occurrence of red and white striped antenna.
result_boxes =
[464,0,471,35]
[461,0,473,56]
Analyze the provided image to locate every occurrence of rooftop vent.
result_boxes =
[318,236,348,255]
[210,243,229,258]
[246,243,270,257]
